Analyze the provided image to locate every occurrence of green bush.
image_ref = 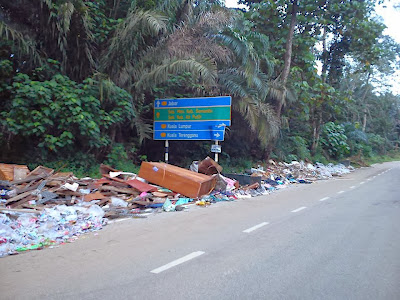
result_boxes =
[104,143,140,173]
[320,122,350,159]
[1,69,134,158]
[367,133,386,155]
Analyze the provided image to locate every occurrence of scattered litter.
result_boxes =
[0,159,353,257]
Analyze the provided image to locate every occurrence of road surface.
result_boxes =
[1,162,400,299]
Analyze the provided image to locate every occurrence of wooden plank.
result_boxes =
[84,191,107,202]
[27,166,54,177]
[96,197,110,207]
[10,195,35,208]
[15,182,41,195]
[10,174,47,185]
[5,190,33,205]
[0,207,41,214]
[99,185,139,195]
[0,163,30,181]
[126,179,157,193]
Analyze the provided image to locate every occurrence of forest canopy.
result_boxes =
[1,0,399,173]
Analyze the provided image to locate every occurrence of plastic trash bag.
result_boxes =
[162,198,175,212]
[85,205,105,219]
[111,197,128,207]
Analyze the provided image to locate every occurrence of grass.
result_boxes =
[364,151,400,165]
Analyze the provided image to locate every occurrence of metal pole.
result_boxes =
[165,140,169,164]
[214,140,219,163]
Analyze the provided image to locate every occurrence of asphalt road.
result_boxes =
[1,162,400,300]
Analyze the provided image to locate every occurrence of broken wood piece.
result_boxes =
[99,185,139,195]
[198,156,223,175]
[102,174,126,184]
[0,163,30,181]
[10,174,47,185]
[99,164,119,175]
[96,197,111,207]
[21,204,44,211]
[0,207,41,214]
[126,179,157,193]
[84,191,107,202]
[56,190,82,197]
[5,190,34,205]
[242,182,260,190]
[131,200,152,206]
[151,191,168,197]
[126,194,151,203]
[9,195,35,208]
[26,165,54,177]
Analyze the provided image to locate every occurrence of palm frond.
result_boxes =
[234,96,279,147]
[57,2,75,35]
[0,21,42,66]
[213,33,249,65]
[100,9,168,77]
[135,58,217,91]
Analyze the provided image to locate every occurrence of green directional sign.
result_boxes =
[154,106,231,122]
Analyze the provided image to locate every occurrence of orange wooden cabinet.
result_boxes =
[138,162,216,198]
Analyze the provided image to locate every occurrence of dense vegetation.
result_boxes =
[1,0,399,175]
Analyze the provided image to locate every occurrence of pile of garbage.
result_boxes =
[0,158,353,257]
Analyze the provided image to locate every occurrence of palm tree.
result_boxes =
[1,0,95,80]
[100,0,279,146]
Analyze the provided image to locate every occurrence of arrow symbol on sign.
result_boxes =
[216,123,227,128]
[214,132,221,138]
[156,100,160,107]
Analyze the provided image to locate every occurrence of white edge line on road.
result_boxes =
[319,197,330,201]
[151,251,205,274]
[291,206,307,213]
[243,222,269,233]
[115,218,130,223]
[360,181,365,185]
[108,218,130,224]
[337,190,345,194]
[349,186,356,189]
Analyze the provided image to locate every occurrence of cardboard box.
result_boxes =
[0,163,30,181]
[138,162,216,198]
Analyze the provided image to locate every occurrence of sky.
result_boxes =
[224,0,400,95]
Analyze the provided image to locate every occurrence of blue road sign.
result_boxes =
[154,96,231,108]
[154,130,225,141]
[154,120,230,131]
[153,96,231,141]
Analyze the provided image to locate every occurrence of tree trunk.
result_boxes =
[311,110,322,155]
[276,0,298,119]
[361,73,371,132]
[321,25,328,82]
[265,0,298,161]
[112,0,121,19]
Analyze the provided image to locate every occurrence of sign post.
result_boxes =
[165,140,169,164]
[214,141,219,162]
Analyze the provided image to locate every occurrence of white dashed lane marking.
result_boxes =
[291,206,307,213]
[243,222,269,233]
[319,197,330,202]
[151,251,205,274]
